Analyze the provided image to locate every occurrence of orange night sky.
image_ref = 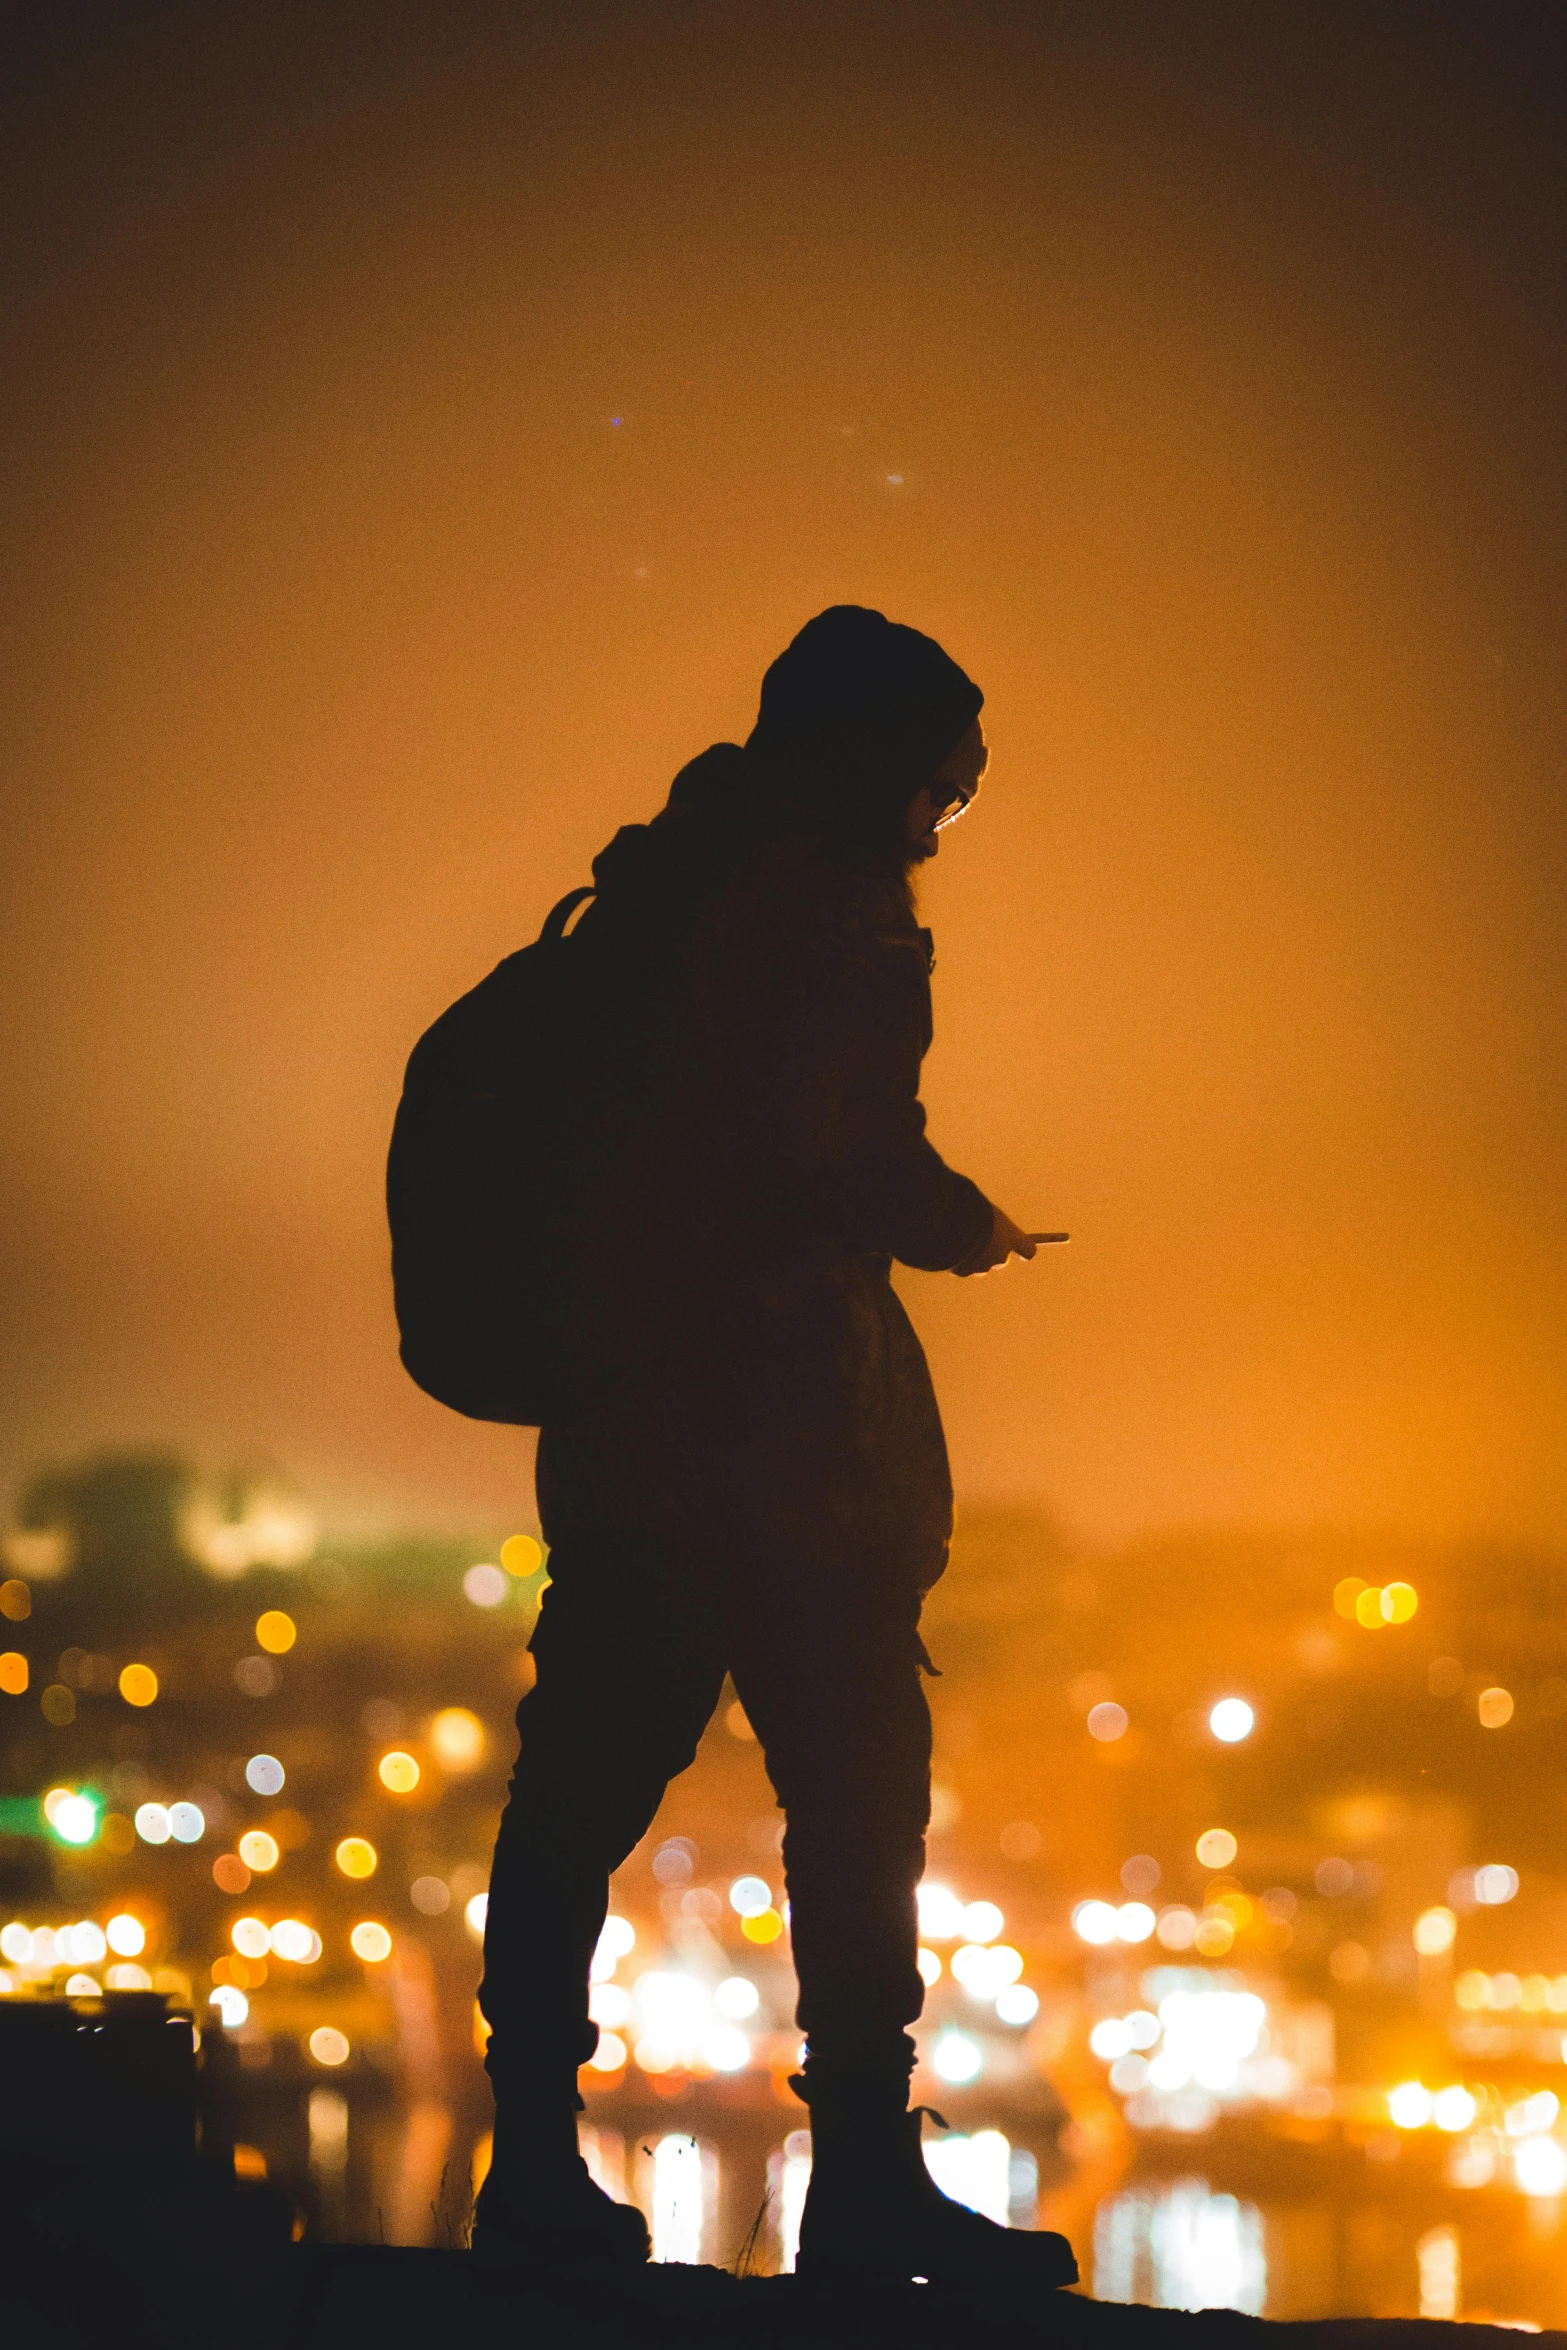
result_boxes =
[3,3,1563,1545]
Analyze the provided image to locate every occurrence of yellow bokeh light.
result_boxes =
[741,1907,784,1943]
[238,1830,279,1872]
[119,1662,158,1707]
[231,1916,271,1959]
[1478,1685,1514,1728]
[1414,1906,1457,1955]
[429,1707,485,1772]
[106,1912,146,1955]
[335,1837,378,1880]
[350,1920,392,1962]
[1353,1587,1386,1629]
[99,1812,135,1855]
[589,2030,628,2072]
[378,1750,420,1794]
[1380,1581,1418,1623]
[0,1577,31,1621]
[255,1611,296,1655]
[500,1534,543,1577]
[309,2027,350,2066]
[0,1651,27,1695]
[1332,1577,1368,1619]
[1193,1914,1235,1956]
[1454,1970,1490,2010]
[1195,1828,1237,1869]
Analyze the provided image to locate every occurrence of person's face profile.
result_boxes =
[905,719,988,859]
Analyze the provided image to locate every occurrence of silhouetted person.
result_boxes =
[471,607,1070,2285]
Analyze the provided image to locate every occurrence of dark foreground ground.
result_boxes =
[6,2006,1561,2350]
[287,2250,1567,2350]
[13,2232,1567,2350]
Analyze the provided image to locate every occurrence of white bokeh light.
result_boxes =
[1116,1903,1157,1943]
[591,1915,636,1980]
[932,2031,983,2084]
[995,1984,1039,2026]
[916,1883,967,1941]
[961,1900,1004,1944]
[53,1795,98,1845]
[1072,1900,1120,1946]
[1517,2136,1567,2197]
[651,2133,705,2264]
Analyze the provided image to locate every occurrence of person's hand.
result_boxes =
[952,1204,1038,1276]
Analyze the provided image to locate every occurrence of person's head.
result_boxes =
[746,605,985,875]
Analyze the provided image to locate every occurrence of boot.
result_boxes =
[470,2107,649,2271]
[794,2083,1077,2291]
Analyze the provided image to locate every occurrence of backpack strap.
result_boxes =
[539,885,596,942]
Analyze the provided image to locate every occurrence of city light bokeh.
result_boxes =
[3,1474,1566,2317]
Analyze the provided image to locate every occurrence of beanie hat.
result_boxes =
[746,605,983,815]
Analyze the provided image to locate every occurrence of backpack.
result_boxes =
[386,884,596,1426]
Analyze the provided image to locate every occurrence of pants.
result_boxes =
[478,1415,934,2109]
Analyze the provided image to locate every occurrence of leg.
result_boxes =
[475,1495,726,2261]
[481,1415,728,2104]
[734,1580,1075,2289]
[480,1565,723,2105]
[729,1581,931,2091]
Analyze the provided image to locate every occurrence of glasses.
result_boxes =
[932,779,979,830]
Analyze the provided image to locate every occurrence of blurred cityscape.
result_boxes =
[4,1450,1567,2322]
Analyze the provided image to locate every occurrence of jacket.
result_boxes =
[551,796,993,1594]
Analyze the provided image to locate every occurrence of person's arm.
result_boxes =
[772,892,998,1271]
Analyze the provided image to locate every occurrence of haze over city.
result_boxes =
[4,2,1563,1547]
